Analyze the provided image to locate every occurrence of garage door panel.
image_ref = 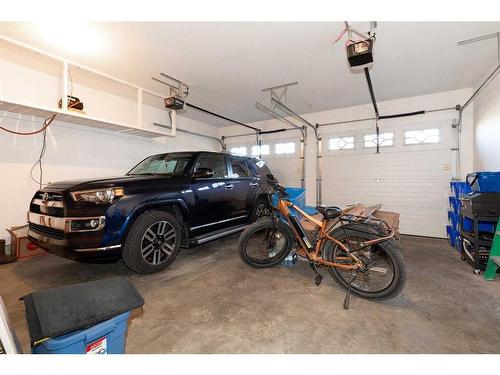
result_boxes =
[322,136,452,237]
[264,157,302,188]
[323,193,446,207]
[323,181,450,195]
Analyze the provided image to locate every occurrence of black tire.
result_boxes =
[238,218,294,268]
[322,223,407,300]
[122,210,182,274]
[251,198,272,222]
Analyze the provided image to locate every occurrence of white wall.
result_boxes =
[221,88,474,206]
[0,41,220,243]
[473,69,500,171]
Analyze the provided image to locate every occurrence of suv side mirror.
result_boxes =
[192,167,214,179]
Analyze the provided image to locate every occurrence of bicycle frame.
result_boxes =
[274,197,396,270]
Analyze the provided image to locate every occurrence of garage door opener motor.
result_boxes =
[151,73,189,111]
[333,22,377,70]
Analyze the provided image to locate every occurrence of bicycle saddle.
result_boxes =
[315,205,342,220]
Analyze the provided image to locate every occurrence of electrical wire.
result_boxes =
[68,68,74,97]
[0,100,80,135]
[29,120,48,189]
[332,25,350,44]
[1,99,79,189]
[0,112,57,135]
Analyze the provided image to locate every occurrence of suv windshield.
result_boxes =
[127,153,193,176]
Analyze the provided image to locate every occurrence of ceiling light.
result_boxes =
[33,22,105,55]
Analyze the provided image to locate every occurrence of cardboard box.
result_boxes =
[300,203,400,239]
[6,225,46,260]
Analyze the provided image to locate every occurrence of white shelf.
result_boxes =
[0,35,176,139]
[0,99,168,139]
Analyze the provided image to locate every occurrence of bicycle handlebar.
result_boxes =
[266,174,289,198]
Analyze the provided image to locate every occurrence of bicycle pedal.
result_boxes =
[314,274,323,286]
[309,262,323,286]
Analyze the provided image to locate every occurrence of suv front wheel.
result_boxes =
[122,210,181,274]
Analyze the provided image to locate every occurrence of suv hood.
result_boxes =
[43,175,178,191]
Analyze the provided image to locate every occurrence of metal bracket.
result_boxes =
[152,73,189,98]
[345,21,377,42]
[458,32,500,64]
[262,81,298,110]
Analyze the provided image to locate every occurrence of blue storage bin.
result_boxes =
[271,187,305,216]
[467,171,500,193]
[450,220,458,232]
[448,210,459,228]
[450,181,472,199]
[448,196,460,214]
[32,312,130,354]
[446,225,456,247]
[461,217,496,233]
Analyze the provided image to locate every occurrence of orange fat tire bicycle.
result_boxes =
[237,175,407,308]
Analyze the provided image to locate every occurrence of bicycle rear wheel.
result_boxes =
[238,218,294,268]
[322,223,406,300]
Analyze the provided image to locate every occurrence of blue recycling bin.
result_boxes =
[448,196,460,214]
[32,312,130,354]
[450,181,472,199]
[271,187,306,216]
[446,225,456,247]
[467,171,500,193]
[461,217,496,233]
[22,278,144,355]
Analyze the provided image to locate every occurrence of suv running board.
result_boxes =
[189,224,248,246]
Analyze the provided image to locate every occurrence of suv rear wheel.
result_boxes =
[122,210,181,274]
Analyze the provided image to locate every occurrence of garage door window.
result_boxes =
[404,128,440,145]
[275,142,296,154]
[251,144,270,156]
[364,132,394,148]
[230,147,247,156]
[328,136,355,150]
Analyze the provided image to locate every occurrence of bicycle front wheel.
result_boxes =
[237,218,294,268]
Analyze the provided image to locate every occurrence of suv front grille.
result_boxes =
[29,204,64,217]
[34,192,63,201]
[29,223,65,240]
[30,191,65,217]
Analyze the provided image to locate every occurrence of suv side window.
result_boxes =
[230,158,250,178]
[194,155,228,178]
[246,160,259,177]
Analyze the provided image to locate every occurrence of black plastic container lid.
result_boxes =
[21,277,144,343]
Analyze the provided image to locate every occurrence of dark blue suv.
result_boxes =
[27,151,272,273]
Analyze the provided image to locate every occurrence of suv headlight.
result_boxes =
[70,187,124,204]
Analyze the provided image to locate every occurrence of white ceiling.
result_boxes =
[1,22,499,127]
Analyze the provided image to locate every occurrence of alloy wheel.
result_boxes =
[140,220,176,265]
[255,203,271,218]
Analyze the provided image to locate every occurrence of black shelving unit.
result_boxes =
[459,211,498,273]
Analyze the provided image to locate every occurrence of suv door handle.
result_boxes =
[224,184,234,190]
[249,182,259,187]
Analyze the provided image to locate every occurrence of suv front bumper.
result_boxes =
[27,212,122,259]
[28,212,106,233]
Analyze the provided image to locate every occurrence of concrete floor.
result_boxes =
[1,234,499,353]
